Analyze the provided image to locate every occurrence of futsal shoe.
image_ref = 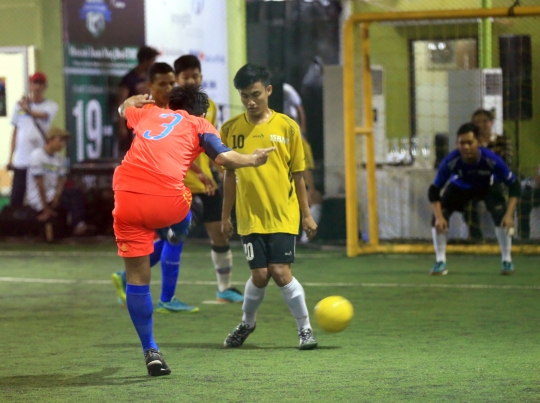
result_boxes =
[156,296,199,313]
[429,261,448,276]
[217,287,244,303]
[501,261,515,275]
[111,271,127,306]
[298,328,318,350]
[144,348,171,377]
[223,321,255,348]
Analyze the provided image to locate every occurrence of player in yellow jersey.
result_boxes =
[221,64,319,350]
[173,55,244,303]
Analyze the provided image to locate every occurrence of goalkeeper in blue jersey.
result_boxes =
[428,123,521,276]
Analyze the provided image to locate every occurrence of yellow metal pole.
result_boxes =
[349,6,540,23]
[480,0,493,69]
[343,19,359,257]
[360,23,379,248]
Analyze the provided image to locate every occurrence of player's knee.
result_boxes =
[167,228,187,245]
[269,265,292,287]
[251,269,269,288]
[208,226,228,246]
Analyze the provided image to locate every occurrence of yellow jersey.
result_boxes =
[220,111,305,235]
[184,97,218,194]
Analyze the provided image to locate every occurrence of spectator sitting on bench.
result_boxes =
[26,127,91,236]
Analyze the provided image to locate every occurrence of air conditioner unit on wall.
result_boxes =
[447,68,503,146]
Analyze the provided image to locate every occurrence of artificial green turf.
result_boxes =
[0,242,539,402]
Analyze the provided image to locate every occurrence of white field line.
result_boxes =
[0,251,339,259]
[0,277,538,290]
[1,251,539,259]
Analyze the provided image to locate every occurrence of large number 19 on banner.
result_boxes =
[64,74,116,162]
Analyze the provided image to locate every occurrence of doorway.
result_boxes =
[0,46,33,193]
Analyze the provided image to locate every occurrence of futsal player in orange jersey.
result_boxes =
[112,62,214,313]
[113,87,275,376]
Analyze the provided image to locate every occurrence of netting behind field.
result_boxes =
[347,4,540,250]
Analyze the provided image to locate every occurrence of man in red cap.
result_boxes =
[7,72,58,207]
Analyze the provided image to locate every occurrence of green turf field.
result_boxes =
[0,241,539,402]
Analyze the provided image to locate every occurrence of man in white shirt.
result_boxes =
[27,127,89,236]
[7,72,59,206]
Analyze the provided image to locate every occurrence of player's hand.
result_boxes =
[252,147,276,167]
[125,94,155,109]
[221,217,234,239]
[500,214,515,236]
[37,207,56,222]
[434,216,448,234]
[197,172,217,196]
[302,216,318,240]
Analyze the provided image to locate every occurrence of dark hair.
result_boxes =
[148,62,174,82]
[168,84,209,116]
[137,46,159,63]
[174,55,201,75]
[471,108,494,121]
[457,122,480,139]
[233,64,271,89]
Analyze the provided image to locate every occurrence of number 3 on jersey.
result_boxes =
[143,113,183,140]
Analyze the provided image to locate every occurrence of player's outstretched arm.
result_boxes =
[501,197,518,234]
[221,169,236,239]
[214,147,276,169]
[431,201,448,233]
[293,172,317,240]
[118,94,155,118]
[428,184,447,233]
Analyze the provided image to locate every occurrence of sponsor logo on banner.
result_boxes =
[80,0,112,38]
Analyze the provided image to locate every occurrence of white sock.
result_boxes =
[279,277,311,331]
[241,277,266,328]
[310,203,322,224]
[432,227,447,263]
[211,248,232,292]
[495,227,512,262]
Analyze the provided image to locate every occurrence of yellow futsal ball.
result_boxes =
[314,296,354,333]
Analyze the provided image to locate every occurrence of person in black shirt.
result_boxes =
[117,46,159,155]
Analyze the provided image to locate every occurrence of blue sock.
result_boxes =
[160,241,184,303]
[150,239,165,267]
[126,284,158,353]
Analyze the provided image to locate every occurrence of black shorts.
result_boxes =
[436,183,507,226]
[240,233,296,269]
[191,191,223,224]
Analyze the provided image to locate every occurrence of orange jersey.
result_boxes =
[113,106,228,196]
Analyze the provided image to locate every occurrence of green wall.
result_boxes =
[0,0,65,127]
[353,0,540,174]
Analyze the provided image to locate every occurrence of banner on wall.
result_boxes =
[63,0,145,162]
[145,0,230,123]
